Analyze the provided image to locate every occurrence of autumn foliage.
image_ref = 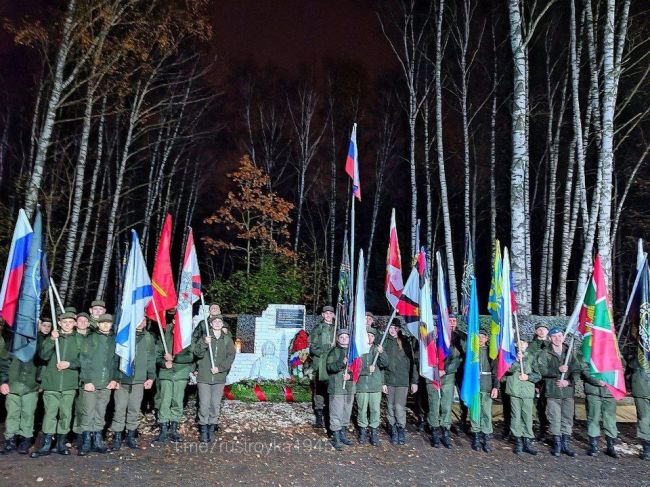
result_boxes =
[203,155,296,272]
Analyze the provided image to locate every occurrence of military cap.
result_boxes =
[322,305,335,313]
[548,327,563,336]
[336,328,350,336]
[90,300,106,308]
[76,312,91,320]
[64,306,77,314]
[535,322,549,330]
[478,328,489,337]
[366,326,378,337]
[209,314,224,323]
[97,314,113,323]
[58,311,77,321]
[365,312,375,319]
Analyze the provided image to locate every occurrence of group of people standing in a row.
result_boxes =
[0,300,235,457]
[308,305,650,460]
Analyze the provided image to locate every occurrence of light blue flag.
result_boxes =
[115,230,153,376]
[460,277,481,423]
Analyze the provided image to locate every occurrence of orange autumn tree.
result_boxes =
[203,155,295,274]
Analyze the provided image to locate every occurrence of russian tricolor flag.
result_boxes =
[0,209,33,327]
[345,123,361,200]
[496,247,517,380]
[348,250,369,382]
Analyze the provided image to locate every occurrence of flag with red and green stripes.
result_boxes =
[579,255,627,399]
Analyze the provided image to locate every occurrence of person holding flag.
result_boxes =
[326,328,355,451]
[192,314,235,443]
[31,311,81,458]
[355,326,385,446]
[579,255,627,459]
[468,329,499,453]
[504,339,541,455]
[308,304,336,429]
[380,320,418,445]
[535,327,581,457]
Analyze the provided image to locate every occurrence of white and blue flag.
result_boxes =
[115,230,153,376]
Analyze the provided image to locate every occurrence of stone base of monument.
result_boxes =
[226,304,305,385]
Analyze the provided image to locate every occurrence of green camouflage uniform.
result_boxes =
[628,354,650,442]
[355,344,385,429]
[326,344,355,432]
[427,342,462,429]
[111,329,156,432]
[470,346,498,434]
[380,333,417,428]
[505,351,541,438]
[39,331,80,435]
[156,323,194,423]
[309,320,336,412]
[1,356,39,440]
[193,328,236,426]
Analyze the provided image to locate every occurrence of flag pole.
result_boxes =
[49,278,65,314]
[199,292,215,369]
[617,252,647,340]
[559,276,589,381]
[372,307,397,368]
[151,298,170,356]
[47,285,61,364]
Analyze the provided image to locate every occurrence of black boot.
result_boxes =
[339,429,352,446]
[482,433,493,453]
[513,436,523,454]
[208,425,215,443]
[523,437,538,455]
[502,429,511,441]
[93,432,108,454]
[314,410,325,428]
[430,427,441,448]
[169,422,181,442]
[397,426,406,445]
[126,430,139,450]
[17,437,31,455]
[4,436,16,453]
[56,434,70,455]
[561,434,576,457]
[369,428,378,447]
[587,436,599,457]
[200,425,209,443]
[49,434,59,452]
[153,422,168,443]
[77,432,91,456]
[76,433,83,449]
[390,425,398,445]
[331,430,342,451]
[642,440,650,461]
[417,419,426,433]
[358,428,367,445]
[441,428,452,449]
[31,434,53,458]
[471,433,481,451]
[605,436,619,459]
[112,431,123,451]
[551,435,562,457]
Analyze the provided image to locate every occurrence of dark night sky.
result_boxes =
[208,0,395,75]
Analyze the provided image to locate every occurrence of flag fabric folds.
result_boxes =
[145,214,178,328]
[461,277,481,424]
[11,210,47,362]
[385,208,404,309]
[174,228,201,354]
[460,232,474,320]
[337,233,352,329]
[419,251,439,383]
[435,251,451,361]
[116,230,153,376]
[624,240,650,375]
[348,250,369,382]
[578,254,627,400]
[496,248,517,380]
[397,266,421,336]
[0,209,33,327]
[345,123,361,200]
[488,242,503,359]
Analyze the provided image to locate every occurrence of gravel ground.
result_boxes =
[1,401,648,487]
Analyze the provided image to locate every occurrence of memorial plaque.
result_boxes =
[275,307,305,328]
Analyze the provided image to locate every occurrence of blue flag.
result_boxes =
[11,210,48,362]
[115,230,153,376]
[460,277,481,423]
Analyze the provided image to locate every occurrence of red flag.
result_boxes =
[145,214,178,328]
[385,208,404,309]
